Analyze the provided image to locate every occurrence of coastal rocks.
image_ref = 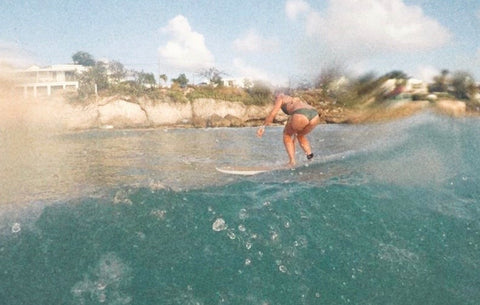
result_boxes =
[206,114,244,127]
[192,98,245,119]
[65,103,98,129]
[90,97,273,129]
[224,114,244,126]
[243,104,273,121]
[207,114,230,127]
[142,99,192,126]
[435,100,466,117]
[91,97,272,129]
[97,99,149,128]
[191,115,207,128]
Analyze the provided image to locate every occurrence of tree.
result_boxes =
[77,62,108,97]
[354,72,378,96]
[429,69,450,93]
[135,71,156,88]
[247,81,272,105]
[450,71,477,100]
[159,74,168,85]
[243,78,253,89]
[198,67,226,86]
[172,73,189,88]
[314,65,345,91]
[72,51,95,66]
[383,70,408,80]
[108,60,126,84]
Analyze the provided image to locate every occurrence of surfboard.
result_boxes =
[215,165,278,176]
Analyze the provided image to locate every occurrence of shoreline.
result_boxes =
[0,93,474,131]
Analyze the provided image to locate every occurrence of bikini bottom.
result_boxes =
[292,108,318,121]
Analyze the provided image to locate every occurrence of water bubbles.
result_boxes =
[148,179,167,190]
[113,189,132,205]
[98,292,106,303]
[278,265,288,273]
[270,231,278,241]
[238,208,248,220]
[227,230,236,240]
[238,224,246,232]
[71,252,131,305]
[293,236,308,249]
[11,222,21,233]
[244,258,252,266]
[275,260,288,273]
[136,232,146,240]
[245,242,252,250]
[150,209,166,220]
[96,281,107,290]
[212,218,227,231]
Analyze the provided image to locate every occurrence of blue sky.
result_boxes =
[1,0,479,85]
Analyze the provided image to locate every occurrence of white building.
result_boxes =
[221,78,252,88]
[15,64,87,97]
[405,78,428,95]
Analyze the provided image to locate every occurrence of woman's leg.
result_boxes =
[283,115,309,165]
[283,120,297,166]
[297,115,320,156]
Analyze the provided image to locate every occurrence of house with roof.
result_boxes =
[15,64,87,97]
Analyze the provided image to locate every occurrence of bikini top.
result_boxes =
[280,95,296,115]
[281,103,290,115]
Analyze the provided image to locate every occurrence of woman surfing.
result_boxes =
[257,93,320,166]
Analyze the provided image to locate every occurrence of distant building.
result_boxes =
[15,64,87,97]
[221,78,252,88]
[405,78,428,95]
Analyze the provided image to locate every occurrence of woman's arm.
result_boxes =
[257,95,283,138]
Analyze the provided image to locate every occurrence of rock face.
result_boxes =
[97,99,149,128]
[9,96,275,130]
[435,100,466,117]
[7,94,468,131]
[140,98,192,126]
[89,97,274,129]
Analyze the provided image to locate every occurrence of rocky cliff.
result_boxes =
[0,94,467,131]
[1,95,285,130]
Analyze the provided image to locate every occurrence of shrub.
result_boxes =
[246,82,272,105]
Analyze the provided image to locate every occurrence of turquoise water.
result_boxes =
[1,112,479,304]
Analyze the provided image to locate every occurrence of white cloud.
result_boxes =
[233,58,270,81]
[233,30,279,53]
[232,58,287,85]
[158,15,214,72]
[300,0,451,57]
[285,0,310,20]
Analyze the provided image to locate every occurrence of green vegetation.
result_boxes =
[70,51,479,110]
[72,51,95,67]
[171,73,189,88]
[310,66,478,110]
[185,81,273,105]
[198,67,226,87]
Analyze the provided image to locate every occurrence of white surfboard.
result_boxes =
[215,165,278,176]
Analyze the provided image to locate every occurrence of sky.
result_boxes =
[1,0,479,86]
